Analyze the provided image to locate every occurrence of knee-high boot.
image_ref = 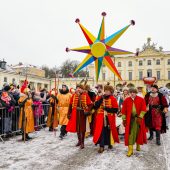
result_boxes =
[156,130,161,145]
[127,145,133,157]
[80,132,85,149]
[136,144,140,151]
[76,132,81,147]
[148,129,153,140]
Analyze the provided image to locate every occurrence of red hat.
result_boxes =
[21,80,29,93]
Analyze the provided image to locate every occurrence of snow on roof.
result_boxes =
[12,63,42,70]
[0,64,16,73]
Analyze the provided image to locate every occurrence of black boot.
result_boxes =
[80,132,85,149]
[76,133,81,147]
[49,126,53,131]
[108,145,113,149]
[59,126,63,139]
[63,125,67,136]
[156,130,161,145]
[22,133,28,141]
[26,134,32,140]
[60,125,67,138]
[148,129,153,140]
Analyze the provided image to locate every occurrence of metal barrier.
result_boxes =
[0,104,50,143]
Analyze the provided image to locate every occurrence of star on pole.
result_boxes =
[66,12,135,82]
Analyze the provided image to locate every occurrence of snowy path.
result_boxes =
[0,128,170,170]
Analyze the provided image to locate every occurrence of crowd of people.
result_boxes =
[0,79,170,157]
[0,82,50,137]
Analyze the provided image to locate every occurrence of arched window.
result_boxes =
[139,60,143,66]
[156,59,160,65]
[128,61,132,67]
[118,62,121,67]
[147,69,152,77]
[147,60,151,65]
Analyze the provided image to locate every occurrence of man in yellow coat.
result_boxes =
[57,84,72,139]
[18,86,34,141]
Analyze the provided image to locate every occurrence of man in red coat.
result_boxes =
[66,83,92,149]
[145,84,168,145]
[93,83,119,153]
[122,88,147,157]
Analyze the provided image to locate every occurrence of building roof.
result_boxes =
[11,63,43,70]
[163,51,170,55]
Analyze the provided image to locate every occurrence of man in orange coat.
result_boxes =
[57,84,72,139]
[18,87,34,141]
[122,88,147,157]
[66,84,92,149]
[93,83,119,153]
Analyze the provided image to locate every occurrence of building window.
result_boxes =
[168,59,170,65]
[147,69,152,77]
[12,78,15,83]
[139,60,143,66]
[118,62,121,67]
[168,71,170,80]
[147,60,151,65]
[44,84,48,89]
[129,72,132,80]
[157,71,160,80]
[4,77,7,82]
[156,59,160,65]
[128,61,132,67]
[139,71,143,80]
[102,73,106,81]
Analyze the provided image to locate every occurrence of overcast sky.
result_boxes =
[0,0,169,68]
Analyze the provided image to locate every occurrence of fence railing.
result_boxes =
[0,104,50,143]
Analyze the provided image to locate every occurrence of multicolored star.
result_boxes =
[66,12,135,82]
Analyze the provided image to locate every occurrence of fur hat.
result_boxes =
[129,88,138,94]
[151,84,158,90]
[76,78,89,90]
[95,84,103,89]
[104,82,114,93]
[84,84,90,91]
[122,87,129,92]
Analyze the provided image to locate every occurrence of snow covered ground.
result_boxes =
[0,128,170,170]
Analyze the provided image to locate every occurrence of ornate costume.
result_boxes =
[18,86,34,141]
[66,83,92,149]
[145,86,168,145]
[93,84,119,153]
[57,85,72,139]
[122,92,147,156]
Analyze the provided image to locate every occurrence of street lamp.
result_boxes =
[111,55,116,87]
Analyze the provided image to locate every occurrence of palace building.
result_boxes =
[88,38,170,89]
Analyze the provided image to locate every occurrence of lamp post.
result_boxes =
[111,55,116,87]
